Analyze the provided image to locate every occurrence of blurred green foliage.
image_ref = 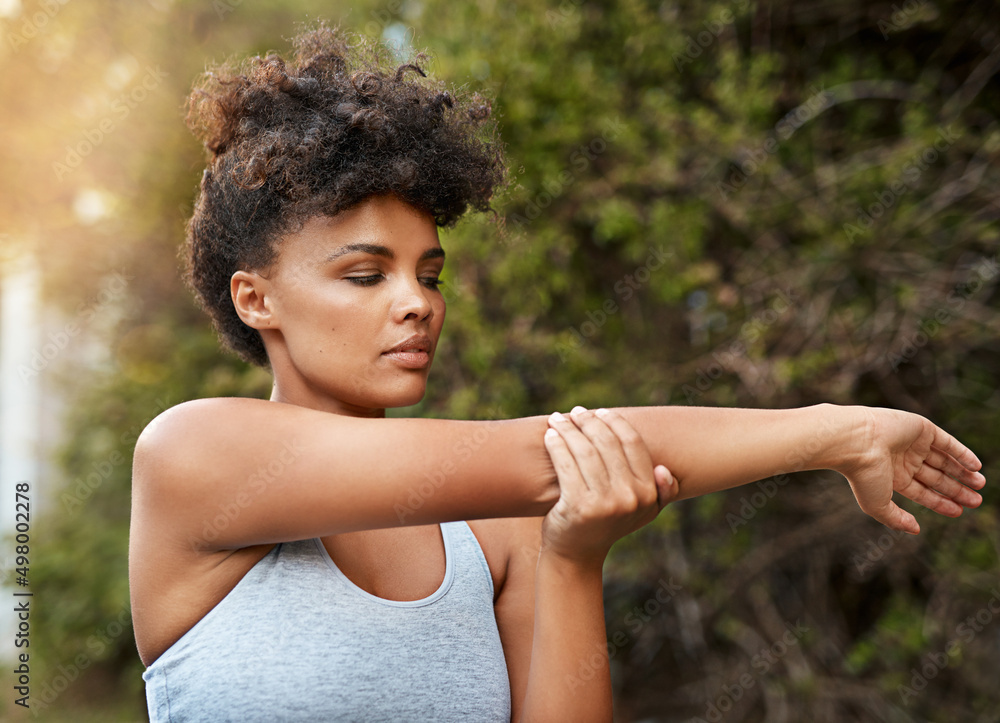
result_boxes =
[1,0,998,720]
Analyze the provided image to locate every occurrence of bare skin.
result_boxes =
[129,195,986,722]
[519,406,677,722]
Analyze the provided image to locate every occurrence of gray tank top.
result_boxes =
[142,521,511,721]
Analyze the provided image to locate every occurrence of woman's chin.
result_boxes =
[388,387,428,409]
[355,380,428,411]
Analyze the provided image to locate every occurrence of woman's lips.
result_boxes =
[381,350,431,368]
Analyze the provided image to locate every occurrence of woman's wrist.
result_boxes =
[802,403,871,475]
[537,544,607,579]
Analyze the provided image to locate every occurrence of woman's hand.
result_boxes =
[541,406,677,567]
[837,406,986,534]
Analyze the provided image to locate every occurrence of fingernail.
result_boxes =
[544,428,558,440]
[570,405,587,416]
[595,408,609,418]
[549,411,566,424]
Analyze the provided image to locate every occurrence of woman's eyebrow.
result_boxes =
[325,243,445,262]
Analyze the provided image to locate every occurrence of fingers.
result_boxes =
[566,407,646,501]
[926,446,987,490]
[654,463,678,509]
[546,411,612,494]
[930,425,985,477]
[543,424,589,498]
[870,500,921,535]
[872,457,981,533]
[591,408,653,480]
[915,458,983,508]
[591,407,677,510]
[550,406,674,513]
[898,473,966,517]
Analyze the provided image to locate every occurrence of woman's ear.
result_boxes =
[231,270,275,330]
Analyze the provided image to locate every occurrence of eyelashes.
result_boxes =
[346,275,381,287]
[346,274,444,290]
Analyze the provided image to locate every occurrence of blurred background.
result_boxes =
[1,0,998,720]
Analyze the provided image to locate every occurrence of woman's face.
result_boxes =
[242,194,447,417]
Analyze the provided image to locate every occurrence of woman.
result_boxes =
[128,23,985,722]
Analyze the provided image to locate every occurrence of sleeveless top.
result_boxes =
[142,521,512,722]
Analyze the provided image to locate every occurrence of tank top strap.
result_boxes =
[441,520,495,601]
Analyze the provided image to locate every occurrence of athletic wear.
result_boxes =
[142,521,511,721]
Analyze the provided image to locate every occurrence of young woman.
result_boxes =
[128,23,986,722]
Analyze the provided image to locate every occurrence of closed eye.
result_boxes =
[346,274,383,287]
[346,274,444,290]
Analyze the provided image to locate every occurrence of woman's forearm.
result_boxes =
[519,554,611,723]
[614,403,859,500]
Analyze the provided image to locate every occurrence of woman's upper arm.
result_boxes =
[131,397,558,550]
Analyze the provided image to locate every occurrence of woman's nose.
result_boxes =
[392,277,434,321]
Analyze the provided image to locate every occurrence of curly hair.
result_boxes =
[183,22,506,367]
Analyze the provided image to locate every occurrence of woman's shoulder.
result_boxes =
[132,397,269,488]
[135,397,268,454]
[143,396,269,433]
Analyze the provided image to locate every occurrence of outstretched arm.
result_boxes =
[613,403,985,533]
[132,398,984,551]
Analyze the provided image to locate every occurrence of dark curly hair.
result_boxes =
[183,22,506,367]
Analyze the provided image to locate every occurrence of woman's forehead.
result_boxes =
[278,197,441,263]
